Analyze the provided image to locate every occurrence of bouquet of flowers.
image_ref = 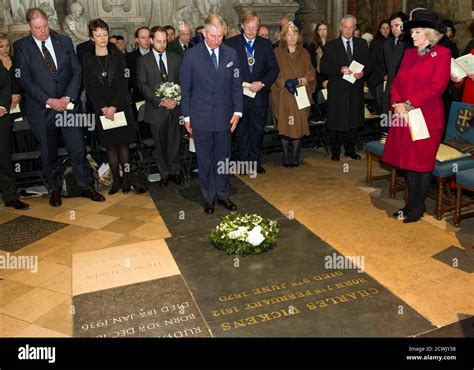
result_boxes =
[155,82,181,104]
[210,212,280,256]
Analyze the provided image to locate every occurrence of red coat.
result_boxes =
[382,44,451,172]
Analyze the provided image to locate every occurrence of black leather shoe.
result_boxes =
[49,190,62,208]
[204,202,215,214]
[257,165,266,174]
[121,175,131,194]
[81,188,106,202]
[108,178,122,195]
[403,205,426,224]
[218,198,237,211]
[5,198,30,210]
[345,153,361,160]
[158,177,169,188]
[392,208,410,219]
[170,174,185,185]
[331,154,340,161]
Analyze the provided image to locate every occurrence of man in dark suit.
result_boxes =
[226,11,279,174]
[137,26,184,188]
[0,63,29,209]
[382,11,408,115]
[14,8,104,207]
[126,26,151,103]
[320,15,370,161]
[181,14,243,214]
[167,21,192,58]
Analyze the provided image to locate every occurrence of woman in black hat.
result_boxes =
[382,10,451,223]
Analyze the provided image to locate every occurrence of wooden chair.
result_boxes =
[454,168,474,227]
[366,140,404,198]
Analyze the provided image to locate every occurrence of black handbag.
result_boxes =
[130,150,150,193]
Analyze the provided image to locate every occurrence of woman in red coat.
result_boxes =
[451,21,474,104]
[382,10,451,223]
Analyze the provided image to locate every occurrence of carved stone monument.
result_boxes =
[63,1,89,46]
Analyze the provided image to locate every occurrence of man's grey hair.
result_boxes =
[177,20,191,33]
[204,14,225,31]
[340,14,357,25]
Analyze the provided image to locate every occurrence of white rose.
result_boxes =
[228,226,248,240]
[246,225,265,247]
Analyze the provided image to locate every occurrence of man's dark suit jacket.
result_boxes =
[180,42,243,132]
[126,48,147,102]
[14,33,82,124]
[225,34,279,108]
[136,50,182,124]
[167,38,187,59]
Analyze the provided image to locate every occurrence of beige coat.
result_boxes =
[271,45,316,138]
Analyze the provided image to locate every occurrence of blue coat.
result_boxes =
[13,34,82,123]
[180,42,243,132]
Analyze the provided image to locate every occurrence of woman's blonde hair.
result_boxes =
[279,21,304,49]
[0,33,12,56]
[0,32,9,42]
[423,27,443,45]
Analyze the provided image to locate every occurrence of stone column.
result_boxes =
[327,0,348,37]
[233,1,300,42]
[295,0,326,43]
[432,0,473,51]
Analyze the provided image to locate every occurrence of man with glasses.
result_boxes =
[126,26,151,103]
[226,11,279,174]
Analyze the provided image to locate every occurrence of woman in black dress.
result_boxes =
[83,19,137,195]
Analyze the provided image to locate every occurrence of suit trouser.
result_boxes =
[235,105,267,165]
[193,129,231,203]
[329,128,358,156]
[29,118,93,191]
[0,125,16,203]
[148,114,181,178]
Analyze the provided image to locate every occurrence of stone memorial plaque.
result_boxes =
[0,216,68,252]
[151,177,435,337]
[73,276,210,338]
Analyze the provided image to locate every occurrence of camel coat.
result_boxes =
[271,45,316,138]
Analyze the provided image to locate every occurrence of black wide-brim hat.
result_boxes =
[403,9,447,34]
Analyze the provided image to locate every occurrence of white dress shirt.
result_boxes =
[33,36,58,69]
[152,49,168,73]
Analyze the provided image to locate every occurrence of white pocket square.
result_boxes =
[226,61,234,68]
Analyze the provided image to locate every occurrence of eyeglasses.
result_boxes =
[138,36,150,40]
[243,25,259,31]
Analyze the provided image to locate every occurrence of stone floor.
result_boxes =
[0,148,472,337]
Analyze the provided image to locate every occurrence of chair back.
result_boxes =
[445,102,474,143]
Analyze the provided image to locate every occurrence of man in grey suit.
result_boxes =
[137,26,184,187]
[382,11,409,115]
